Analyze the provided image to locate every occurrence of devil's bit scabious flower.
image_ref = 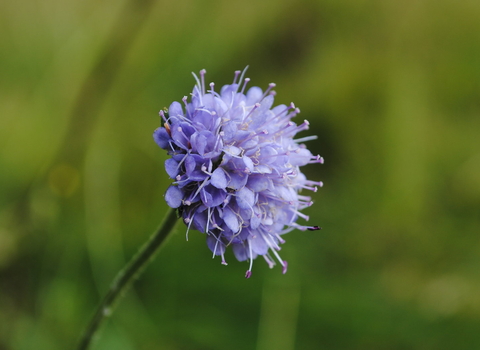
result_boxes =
[154,68,323,278]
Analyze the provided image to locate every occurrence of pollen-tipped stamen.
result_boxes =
[240,78,250,94]
[245,243,254,279]
[200,69,207,95]
[260,83,276,102]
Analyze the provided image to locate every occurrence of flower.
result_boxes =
[154,68,323,278]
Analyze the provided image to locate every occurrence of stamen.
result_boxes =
[176,126,190,145]
[270,248,286,270]
[167,140,176,153]
[221,253,228,265]
[184,213,196,240]
[294,135,318,143]
[246,242,254,278]
[298,200,314,210]
[260,83,276,101]
[307,226,322,231]
[212,238,220,258]
[200,69,206,95]
[181,96,190,118]
[233,70,241,84]
[260,150,293,160]
[263,254,275,268]
[191,178,210,203]
[297,194,312,202]
[191,72,201,91]
[263,232,281,251]
[307,155,324,165]
[244,103,261,121]
[240,78,250,94]
[282,260,288,274]
[286,107,301,119]
[235,66,249,93]
[255,104,294,129]
[239,66,249,83]
[163,123,171,136]
[274,103,294,119]
[299,120,310,130]
[289,223,319,231]
[159,110,168,123]
[266,121,295,139]
[193,85,203,106]
[205,207,212,233]
[304,179,324,188]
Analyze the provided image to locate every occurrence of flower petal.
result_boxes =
[236,187,255,209]
[222,207,240,232]
[165,185,183,208]
[232,243,249,262]
[168,101,183,117]
[164,158,179,178]
[201,185,226,208]
[247,176,271,192]
[153,127,170,149]
[249,234,269,255]
[207,235,226,256]
[211,167,228,189]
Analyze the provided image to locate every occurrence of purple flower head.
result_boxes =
[154,68,323,278]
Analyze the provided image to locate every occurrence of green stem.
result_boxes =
[76,208,178,350]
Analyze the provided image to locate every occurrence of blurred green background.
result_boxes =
[1,0,480,349]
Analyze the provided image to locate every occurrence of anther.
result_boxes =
[233,70,241,84]
[260,83,276,101]
[282,261,288,274]
[264,255,275,269]
[164,122,171,135]
[159,110,168,123]
[240,78,251,94]
[200,69,207,95]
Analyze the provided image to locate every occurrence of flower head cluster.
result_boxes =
[154,68,323,278]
